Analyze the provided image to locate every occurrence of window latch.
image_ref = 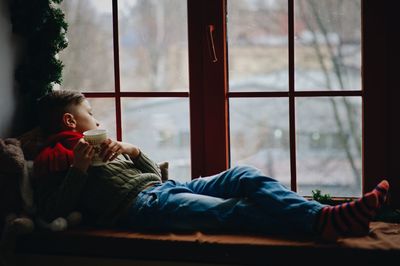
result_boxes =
[207,24,218,63]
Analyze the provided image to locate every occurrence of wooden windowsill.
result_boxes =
[15,222,400,266]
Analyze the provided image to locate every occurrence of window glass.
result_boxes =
[295,0,361,91]
[296,97,362,197]
[228,1,362,197]
[230,98,291,186]
[122,98,191,182]
[228,0,289,92]
[118,0,189,92]
[88,98,117,139]
[60,0,114,92]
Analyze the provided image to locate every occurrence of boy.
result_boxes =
[33,90,389,241]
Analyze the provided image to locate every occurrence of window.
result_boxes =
[59,0,191,182]
[228,1,362,197]
[59,0,388,200]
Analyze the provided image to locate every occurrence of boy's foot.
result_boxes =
[315,180,389,241]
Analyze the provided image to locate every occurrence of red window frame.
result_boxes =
[227,0,364,192]
[81,0,398,207]
[83,0,190,142]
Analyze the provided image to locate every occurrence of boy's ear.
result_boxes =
[62,113,77,129]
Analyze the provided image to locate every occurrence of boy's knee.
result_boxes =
[231,165,262,176]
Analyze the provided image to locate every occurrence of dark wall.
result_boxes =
[364,0,400,208]
[386,1,400,208]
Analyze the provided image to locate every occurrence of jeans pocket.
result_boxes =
[136,191,159,213]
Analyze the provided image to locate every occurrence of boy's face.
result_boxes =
[68,99,100,133]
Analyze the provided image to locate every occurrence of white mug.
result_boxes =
[83,129,108,166]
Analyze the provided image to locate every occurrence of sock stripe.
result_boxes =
[361,196,375,212]
[354,200,372,221]
[331,207,347,234]
[377,193,386,205]
[318,208,329,233]
[375,185,388,206]
[331,216,345,235]
[313,210,323,233]
[375,184,387,193]
[345,202,369,231]
[317,180,389,241]
[338,206,352,232]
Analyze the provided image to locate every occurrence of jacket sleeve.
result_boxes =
[130,150,162,178]
[35,166,89,221]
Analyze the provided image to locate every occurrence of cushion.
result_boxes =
[17,127,46,161]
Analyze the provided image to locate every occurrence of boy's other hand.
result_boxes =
[100,139,140,162]
[72,139,95,173]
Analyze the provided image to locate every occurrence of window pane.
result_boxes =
[118,0,189,92]
[60,0,114,92]
[296,97,362,197]
[122,98,191,182]
[228,0,288,92]
[294,0,361,91]
[230,98,290,186]
[88,98,116,139]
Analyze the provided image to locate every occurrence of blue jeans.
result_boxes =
[124,165,324,235]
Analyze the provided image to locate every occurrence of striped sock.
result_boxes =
[315,180,389,241]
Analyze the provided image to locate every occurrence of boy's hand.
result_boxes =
[72,139,95,173]
[100,139,140,162]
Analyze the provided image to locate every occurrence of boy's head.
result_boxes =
[37,90,100,135]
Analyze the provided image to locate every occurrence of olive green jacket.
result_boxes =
[34,151,162,227]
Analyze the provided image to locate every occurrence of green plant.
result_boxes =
[311,189,333,205]
[10,0,68,129]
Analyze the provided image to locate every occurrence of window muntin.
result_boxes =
[59,0,191,181]
[59,0,364,198]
